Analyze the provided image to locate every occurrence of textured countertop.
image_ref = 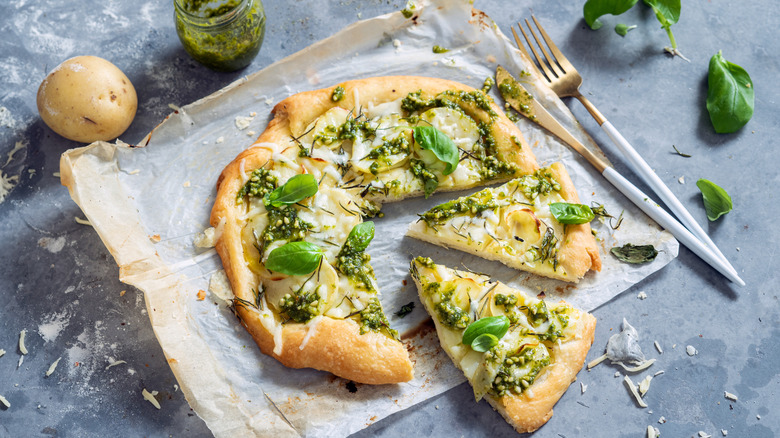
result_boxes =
[0,1,777,437]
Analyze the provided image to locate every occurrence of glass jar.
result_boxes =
[174,0,266,72]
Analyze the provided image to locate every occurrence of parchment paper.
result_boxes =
[59,1,678,436]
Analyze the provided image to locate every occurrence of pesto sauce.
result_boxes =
[425,282,471,329]
[359,297,399,339]
[419,187,498,227]
[498,78,535,120]
[493,294,570,341]
[517,168,562,200]
[482,76,495,94]
[260,204,313,253]
[279,288,320,323]
[486,344,551,396]
[335,232,377,292]
[432,45,449,54]
[236,168,277,202]
[331,86,345,102]
[410,158,438,198]
[367,136,411,175]
[175,0,266,72]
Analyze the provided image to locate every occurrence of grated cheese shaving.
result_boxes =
[646,425,659,438]
[19,329,28,355]
[0,349,5,357]
[721,429,728,436]
[639,375,653,396]
[45,357,62,377]
[686,345,698,356]
[17,355,23,368]
[580,382,587,394]
[658,416,666,424]
[653,370,664,377]
[142,388,161,410]
[617,358,656,373]
[0,395,10,409]
[587,353,608,369]
[654,341,663,354]
[699,432,712,438]
[624,375,648,408]
[106,359,127,370]
[724,391,738,401]
[74,217,92,226]
[637,291,647,300]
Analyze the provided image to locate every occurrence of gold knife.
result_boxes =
[495,65,745,285]
[496,65,610,173]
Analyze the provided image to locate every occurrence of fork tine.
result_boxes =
[531,15,575,73]
[511,26,543,79]
[524,18,565,78]
[517,23,555,82]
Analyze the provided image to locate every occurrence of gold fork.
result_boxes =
[512,16,739,280]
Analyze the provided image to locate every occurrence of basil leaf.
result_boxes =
[614,23,637,36]
[413,126,459,176]
[471,333,499,353]
[696,179,733,221]
[706,51,754,134]
[345,221,375,252]
[643,0,680,26]
[462,315,510,346]
[550,202,596,225]
[583,0,639,30]
[265,241,323,276]
[264,174,318,207]
[610,243,658,264]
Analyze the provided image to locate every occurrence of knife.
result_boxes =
[495,66,744,286]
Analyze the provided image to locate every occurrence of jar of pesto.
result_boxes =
[174,0,266,72]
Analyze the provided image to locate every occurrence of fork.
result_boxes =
[512,16,741,283]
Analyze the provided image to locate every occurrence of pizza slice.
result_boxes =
[407,163,601,282]
[409,257,596,433]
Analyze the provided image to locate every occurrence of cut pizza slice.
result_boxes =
[409,257,596,433]
[407,163,601,282]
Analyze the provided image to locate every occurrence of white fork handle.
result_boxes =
[602,167,744,286]
[600,121,735,271]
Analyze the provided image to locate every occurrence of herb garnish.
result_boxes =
[615,23,637,36]
[706,51,754,134]
[264,174,318,207]
[550,202,596,225]
[395,302,415,318]
[696,179,733,221]
[265,241,323,276]
[610,243,658,264]
[413,125,459,175]
[462,315,510,353]
[671,145,691,158]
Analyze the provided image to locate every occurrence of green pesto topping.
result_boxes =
[419,187,498,228]
[486,343,551,396]
[517,168,562,200]
[400,89,496,119]
[494,293,520,323]
[359,297,399,339]
[367,135,411,175]
[482,76,495,94]
[331,86,345,102]
[401,0,416,18]
[436,294,471,329]
[334,229,377,292]
[410,158,439,198]
[175,0,265,72]
[260,205,313,254]
[279,288,320,323]
[478,155,517,180]
[414,256,436,269]
[432,45,450,53]
[498,77,536,121]
[237,168,277,202]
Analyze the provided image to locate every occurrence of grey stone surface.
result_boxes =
[0,1,777,437]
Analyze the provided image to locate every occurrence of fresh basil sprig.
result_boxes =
[264,174,318,208]
[550,202,596,225]
[610,243,658,264]
[696,179,733,221]
[413,126,459,176]
[462,315,510,352]
[265,241,323,276]
[345,221,375,252]
[706,51,754,134]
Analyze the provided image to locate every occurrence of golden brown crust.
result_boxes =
[486,311,596,433]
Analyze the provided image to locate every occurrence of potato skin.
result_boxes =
[37,56,137,143]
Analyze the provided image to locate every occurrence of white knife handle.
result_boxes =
[600,121,733,269]
[602,167,744,286]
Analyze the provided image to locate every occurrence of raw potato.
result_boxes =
[37,56,137,143]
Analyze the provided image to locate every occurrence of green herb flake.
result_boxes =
[401,1,416,18]
[236,168,277,202]
[672,145,692,157]
[395,302,415,318]
[610,243,658,264]
[432,45,449,54]
[706,51,754,134]
[696,179,733,221]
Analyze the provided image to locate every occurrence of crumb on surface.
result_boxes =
[197,289,206,301]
